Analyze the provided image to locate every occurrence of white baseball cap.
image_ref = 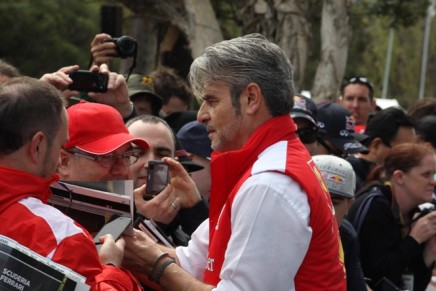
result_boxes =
[312,155,356,198]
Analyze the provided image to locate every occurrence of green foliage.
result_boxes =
[0,0,100,78]
[210,0,242,39]
[344,2,435,107]
[361,0,428,28]
[3,0,431,108]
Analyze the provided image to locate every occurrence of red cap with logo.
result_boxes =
[64,101,149,154]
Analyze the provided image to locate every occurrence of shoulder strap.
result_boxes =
[351,187,385,235]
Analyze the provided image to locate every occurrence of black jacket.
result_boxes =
[347,183,432,291]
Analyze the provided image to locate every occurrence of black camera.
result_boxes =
[103,35,137,58]
[412,204,436,223]
[68,70,108,93]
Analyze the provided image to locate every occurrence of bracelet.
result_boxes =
[151,258,175,284]
[148,252,170,279]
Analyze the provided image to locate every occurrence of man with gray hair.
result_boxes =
[123,34,346,290]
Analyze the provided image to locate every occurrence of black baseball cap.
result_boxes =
[317,102,367,154]
[177,121,212,159]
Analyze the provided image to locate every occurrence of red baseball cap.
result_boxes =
[64,102,149,154]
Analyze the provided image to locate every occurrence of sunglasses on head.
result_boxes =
[296,126,318,144]
[346,77,374,94]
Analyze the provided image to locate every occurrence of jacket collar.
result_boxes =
[0,166,59,214]
[209,115,297,223]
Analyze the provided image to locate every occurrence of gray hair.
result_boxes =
[188,33,294,115]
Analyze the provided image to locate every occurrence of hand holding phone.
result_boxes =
[146,160,169,196]
[93,216,132,250]
[68,70,108,93]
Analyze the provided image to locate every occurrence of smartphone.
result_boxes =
[146,160,169,195]
[133,214,174,247]
[93,216,132,250]
[68,70,108,93]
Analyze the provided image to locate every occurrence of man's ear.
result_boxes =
[57,149,72,178]
[370,98,377,112]
[347,198,354,209]
[28,131,45,164]
[370,138,384,152]
[243,83,262,115]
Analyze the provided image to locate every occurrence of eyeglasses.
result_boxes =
[66,147,145,168]
[296,126,318,144]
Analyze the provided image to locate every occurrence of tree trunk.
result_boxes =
[182,0,224,58]
[120,16,159,75]
[311,0,352,101]
[276,1,310,92]
[235,0,310,92]
[118,0,223,74]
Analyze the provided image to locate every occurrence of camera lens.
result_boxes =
[116,36,136,58]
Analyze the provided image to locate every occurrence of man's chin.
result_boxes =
[135,177,147,188]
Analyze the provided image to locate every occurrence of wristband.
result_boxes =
[148,252,170,279]
[151,258,175,284]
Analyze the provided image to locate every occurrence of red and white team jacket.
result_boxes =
[0,166,142,290]
[203,115,346,290]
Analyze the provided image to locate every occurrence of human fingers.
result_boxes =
[153,184,173,203]
[99,63,110,75]
[59,64,80,75]
[111,72,126,90]
[123,229,162,272]
[98,234,124,267]
[61,90,80,100]
[40,72,71,91]
[134,185,147,201]
[91,33,113,46]
[163,157,189,179]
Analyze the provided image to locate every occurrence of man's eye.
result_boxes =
[156,154,170,159]
[100,155,113,162]
[133,151,146,157]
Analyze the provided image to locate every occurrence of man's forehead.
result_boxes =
[344,83,371,97]
[203,82,230,94]
[131,123,175,152]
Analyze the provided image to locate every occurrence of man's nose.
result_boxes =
[111,157,130,177]
[197,102,209,124]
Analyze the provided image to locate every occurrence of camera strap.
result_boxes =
[124,45,137,82]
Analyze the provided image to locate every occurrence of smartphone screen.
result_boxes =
[93,216,131,249]
[146,160,169,195]
[68,70,108,93]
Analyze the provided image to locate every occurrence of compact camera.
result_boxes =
[68,70,108,93]
[103,35,137,58]
[414,206,436,221]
